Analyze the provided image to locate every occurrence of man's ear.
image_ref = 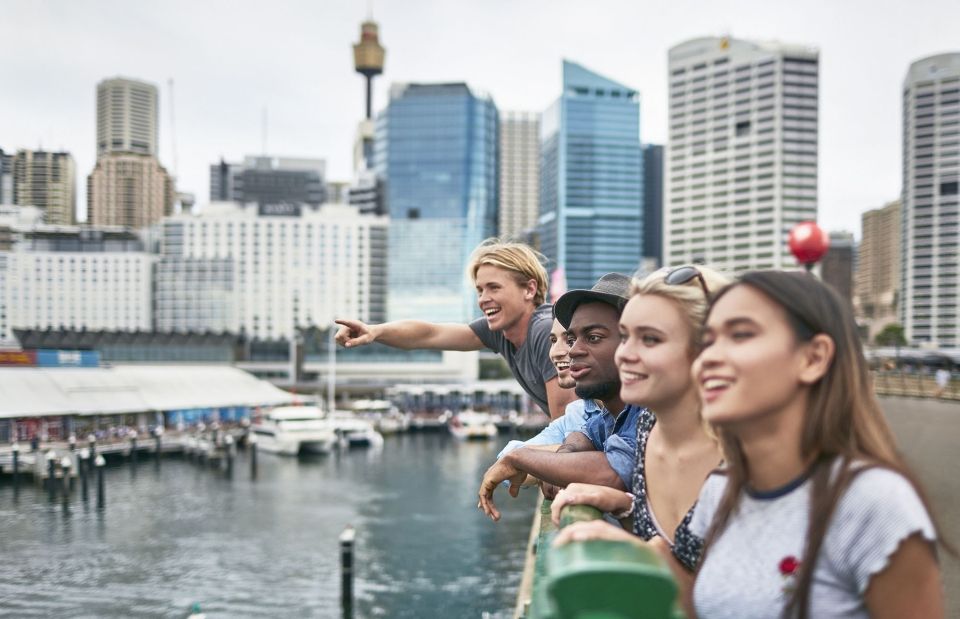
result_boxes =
[524,279,537,301]
[798,333,835,385]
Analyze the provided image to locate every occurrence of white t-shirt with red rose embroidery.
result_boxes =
[689,464,937,619]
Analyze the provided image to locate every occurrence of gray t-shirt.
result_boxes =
[469,304,557,414]
[690,464,937,619]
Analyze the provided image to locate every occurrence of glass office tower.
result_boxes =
[539,61,644,291]
[376,83,498,322]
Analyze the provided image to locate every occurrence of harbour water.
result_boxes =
[0,433,538,618]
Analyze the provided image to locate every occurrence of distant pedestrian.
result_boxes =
[934,367,950,398]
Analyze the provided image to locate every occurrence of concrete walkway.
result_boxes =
[881,396,960,617]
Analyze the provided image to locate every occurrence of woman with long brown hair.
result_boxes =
[688,270,944,618]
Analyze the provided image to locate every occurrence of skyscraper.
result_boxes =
[210,156,327,206]
[376,82,498,322]
[89,76,172,227]
[538,60,644,291]
[96,77,159,157]
[665,37,819,272]
[499,111,540,241]
[12,149,76,225]
[821,231,855,305]
[0,148,13,204]
[87,154,174,228]
[642,144,664,268]
[855,200,901,340]
[901,52,960,347]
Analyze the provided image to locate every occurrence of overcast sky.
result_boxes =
[3,0,959,237]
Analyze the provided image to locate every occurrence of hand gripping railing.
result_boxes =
[520,499,683,619]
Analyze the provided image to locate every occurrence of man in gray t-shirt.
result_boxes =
[335,240,576,418]
[469,304,557,414]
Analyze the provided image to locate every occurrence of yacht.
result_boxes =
[448,410,498,440]
[352,399,409,434]
[325,411,384,448]
[251,406,338,456]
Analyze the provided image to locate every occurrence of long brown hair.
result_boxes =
[698,270,947,618]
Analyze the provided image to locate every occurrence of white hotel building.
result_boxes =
[901,53,960,347]
[664,36,819,272]
[0,207,153,342]
[156,202,387,340]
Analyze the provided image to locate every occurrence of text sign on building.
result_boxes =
[35,349,100,367]
[257,203,302,217]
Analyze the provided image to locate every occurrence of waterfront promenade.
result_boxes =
[881,396,960,616]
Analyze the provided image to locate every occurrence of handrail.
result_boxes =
[517,498,682,619]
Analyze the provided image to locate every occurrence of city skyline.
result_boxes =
[2,0,960,237]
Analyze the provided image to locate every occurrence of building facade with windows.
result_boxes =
[12,150,76,225]
[209,156,327,206]
[499,111,540,241]
[901,53,960,347]
[158,202,387,340]
[87,153,175,228]
[856,200,902,341]
[375,82,498,322]
[0,222,153,342]
[664,36,819,272]
[538,61,644,291]
[97,77,159,157]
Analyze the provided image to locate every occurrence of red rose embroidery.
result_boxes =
[779,555,800,576]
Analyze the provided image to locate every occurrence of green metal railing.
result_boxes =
[517,499,683,619]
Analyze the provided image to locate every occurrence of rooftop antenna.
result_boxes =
[168,78,179,178]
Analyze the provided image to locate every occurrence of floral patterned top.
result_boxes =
[628,408,705,572]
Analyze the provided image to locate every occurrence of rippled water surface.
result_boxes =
[0,433,539,618]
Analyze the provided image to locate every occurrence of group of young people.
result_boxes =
[335,239,947,618]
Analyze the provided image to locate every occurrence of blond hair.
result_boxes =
[630,265,732,357]
[467,239,549,306]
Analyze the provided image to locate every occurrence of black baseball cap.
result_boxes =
[553,273,632,329]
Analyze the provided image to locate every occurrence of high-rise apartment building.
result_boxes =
[499,111,540,241]
[665,37,819,272]
[11,149,76,225]
[539,61,644,291]
[642,144,664,268]
[375,82,498,322]
[96,77,159,157]
[209,156,327,206]
[87,153,175,228]
[0,148,13,204]
[821,231,855,305]
[157,202,387,338]
[901,53,960,347]
[855,200,901,340]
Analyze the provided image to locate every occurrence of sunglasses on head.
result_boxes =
[664,265,710,298]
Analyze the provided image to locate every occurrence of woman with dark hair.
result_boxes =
[686,271,945,618]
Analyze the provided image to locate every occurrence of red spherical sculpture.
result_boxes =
[788,221,830,265]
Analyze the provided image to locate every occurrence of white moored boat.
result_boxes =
[448,411,498,440]
[252,406,338,456]
[326,411,384,448]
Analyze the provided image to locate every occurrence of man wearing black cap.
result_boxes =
[477,273,645,521]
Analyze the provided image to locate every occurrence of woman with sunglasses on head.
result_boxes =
[684,270,946,618]
[551,265,730,573]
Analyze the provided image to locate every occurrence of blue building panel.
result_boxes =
[539,61,645,290]
[376,83,498,322]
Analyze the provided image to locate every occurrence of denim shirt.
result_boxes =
[577,404,644,488]
[497,399,603,460]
